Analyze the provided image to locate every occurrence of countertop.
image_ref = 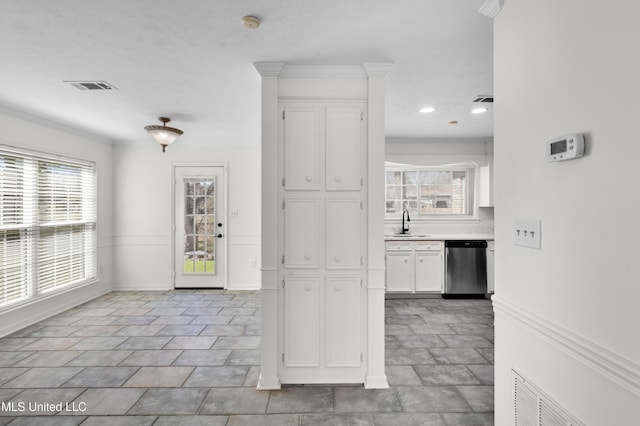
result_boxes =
[385,234,494,241]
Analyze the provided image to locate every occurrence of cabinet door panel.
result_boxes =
[284,198,319,268]
[284,276,320,367]
[325,276,361,367]
[386,252,414,292]
[325,107,362,191]
[325,198,361,269]
[415,252,443,292]
[284,106,321,190]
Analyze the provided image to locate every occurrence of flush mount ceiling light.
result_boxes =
[471,107,488,114]
[144,117,183,153]
[242,15,261,29]
[419,107,435,113]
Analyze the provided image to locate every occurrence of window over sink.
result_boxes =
[385,164,476,219]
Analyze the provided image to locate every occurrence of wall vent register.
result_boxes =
[513,369,585,425]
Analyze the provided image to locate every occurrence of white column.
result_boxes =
[363,62,392,389]
[255,62,283,390]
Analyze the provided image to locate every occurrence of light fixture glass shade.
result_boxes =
[144,117,183,152]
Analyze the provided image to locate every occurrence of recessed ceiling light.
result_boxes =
[471,107,488,114]
[419,107,435,113]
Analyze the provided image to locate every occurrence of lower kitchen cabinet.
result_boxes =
[386,240,444,293]
[386,250,414,292]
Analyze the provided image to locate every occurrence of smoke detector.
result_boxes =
[242,16,261,29]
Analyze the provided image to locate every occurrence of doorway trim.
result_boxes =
[171,162,229,289]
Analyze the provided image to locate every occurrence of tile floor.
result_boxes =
[0,291,494,425]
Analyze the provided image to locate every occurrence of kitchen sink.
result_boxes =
[388,233,430,238]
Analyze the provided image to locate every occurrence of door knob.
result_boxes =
[216,234,223,238]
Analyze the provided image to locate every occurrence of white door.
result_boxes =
[174,166,226,288]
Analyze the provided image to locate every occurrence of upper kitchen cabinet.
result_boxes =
[478,147,494,207]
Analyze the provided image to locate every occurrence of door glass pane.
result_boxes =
[183,177,215,274]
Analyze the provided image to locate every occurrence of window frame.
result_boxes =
[0,145,97,311]
[384,164,478,221]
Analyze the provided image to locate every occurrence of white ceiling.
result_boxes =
[0,0,493,147]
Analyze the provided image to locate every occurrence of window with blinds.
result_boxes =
[385,167,475,218]
[0,146,96,309]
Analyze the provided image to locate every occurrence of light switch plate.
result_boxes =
[514,219,542,249]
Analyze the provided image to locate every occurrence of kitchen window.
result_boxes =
[0,146,96,310]
[385,167,475,218]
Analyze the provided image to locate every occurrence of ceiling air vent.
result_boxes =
[472,95,494,103]
[66,81,117,91]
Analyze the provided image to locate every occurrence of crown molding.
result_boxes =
[279,64,368,79]
[478,0,504,18]
[254,63,393,79]
[253,62,285,77]
[362,63,393,77]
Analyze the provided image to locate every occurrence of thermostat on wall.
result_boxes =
[547,133,584,162]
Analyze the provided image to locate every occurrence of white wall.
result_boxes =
[0,108,114,336]
[493,1,640,424]
[113,142,261,290]
[386,137,492,168]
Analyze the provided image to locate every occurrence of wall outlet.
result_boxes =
[514,219,541,249]
[250,259,257,268]
[230,210,239,218]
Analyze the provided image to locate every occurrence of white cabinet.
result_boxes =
[279,101,366,384]
[284,197,320,269]
[478,157,494,207]
[325,198,362,269]
[386,240,444,293]
[325,107,363,191]
[283,275,320,367]
[386,251,415,292]
[283,106,321,190]
[325,276,361,367]
[487,240,495,293]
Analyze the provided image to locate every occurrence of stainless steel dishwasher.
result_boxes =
[444,240,488,298]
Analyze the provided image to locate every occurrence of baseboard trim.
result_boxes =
[493,295,640,397]
[0,282,112,338]
[364,374,389,389]
[256,374,281,390]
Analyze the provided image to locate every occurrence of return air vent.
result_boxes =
[472,95,494,103]
[513,370,585,426]
[66,81,117,91]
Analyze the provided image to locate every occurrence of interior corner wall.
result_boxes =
[112,143,261,291]
[0,110,115,337]
[493,1,640,424]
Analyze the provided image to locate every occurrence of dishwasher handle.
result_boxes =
[445,240,488,248]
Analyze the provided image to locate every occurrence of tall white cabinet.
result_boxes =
[256,63,391,389]
[280,103,366,382]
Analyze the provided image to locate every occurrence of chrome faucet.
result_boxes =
[401,209,411,234]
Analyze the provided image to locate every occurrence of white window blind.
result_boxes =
[0,146,96,309]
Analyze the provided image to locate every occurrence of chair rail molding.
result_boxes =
[493,295,640,398]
